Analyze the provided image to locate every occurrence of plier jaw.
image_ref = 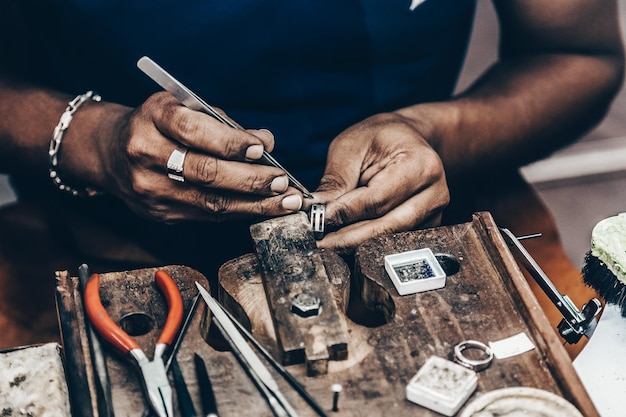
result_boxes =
[131,349,174,417]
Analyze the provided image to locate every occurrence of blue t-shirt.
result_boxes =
[5,0,477,272]
[12,0,475,188]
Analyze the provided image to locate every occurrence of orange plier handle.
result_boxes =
[155,269,184,346]
[84,269,184,355]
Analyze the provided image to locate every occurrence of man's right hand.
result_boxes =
[99,92,304,223]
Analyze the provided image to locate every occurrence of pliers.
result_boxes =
[84,269,184,417]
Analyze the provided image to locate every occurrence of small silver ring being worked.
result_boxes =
[309,203,325,240]
[453,340,494,372]
[167,147,188,182]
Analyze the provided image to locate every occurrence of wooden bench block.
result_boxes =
[56,212,599,416]
[249,212,349,375]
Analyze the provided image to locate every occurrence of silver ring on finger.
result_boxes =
[167,147,188,182]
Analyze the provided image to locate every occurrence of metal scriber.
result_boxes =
[137,56,313,198]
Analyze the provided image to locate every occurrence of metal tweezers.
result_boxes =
[195,282,330,417]
[137,56,313,198]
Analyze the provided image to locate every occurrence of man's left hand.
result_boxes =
[309,112,450,253]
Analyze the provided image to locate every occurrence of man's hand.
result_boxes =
[310,112,449,253]
[102,92,304,223]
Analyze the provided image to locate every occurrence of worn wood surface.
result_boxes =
[218,211,598,417]
[352,212,597,417]
[58,212,598,417]
[55,270,96,417]
[249,212,349,375]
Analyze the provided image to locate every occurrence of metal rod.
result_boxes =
[165,293,201,372]
[78,263,115,417]
[499,228,581,322]
[516,233,542,241]
[194,353,219,417]
[171,357,198,417]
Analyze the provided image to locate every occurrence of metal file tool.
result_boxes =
[137,56,313,198]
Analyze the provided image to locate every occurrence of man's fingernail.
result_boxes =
[271,176,289,193]
[282,194,303,211]
[258,128,273,139]
[245,144,264,160]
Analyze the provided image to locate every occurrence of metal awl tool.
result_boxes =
[137,56,313,198]
[194,353,220,417]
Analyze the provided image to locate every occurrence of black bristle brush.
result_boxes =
[582,212,626,316]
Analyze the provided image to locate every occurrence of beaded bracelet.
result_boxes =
[48,91,102,197]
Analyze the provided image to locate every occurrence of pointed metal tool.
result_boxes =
[195,282,300,417]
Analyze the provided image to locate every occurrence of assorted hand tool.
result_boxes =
[84,269,184,417]
[194,353,219,417]
[500,227,602,344]
[82,269,322,417]
[138,293,200,417]
[167,294,202,417]
[164,293,201,372]
[170,358,197,417]
[218,300,328,417]
[195,281,300,417]
[78,263,115,417]
[57,213,598,417]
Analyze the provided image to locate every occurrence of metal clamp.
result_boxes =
[499,227,602,344]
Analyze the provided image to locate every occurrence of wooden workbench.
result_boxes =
[56,211,598,417]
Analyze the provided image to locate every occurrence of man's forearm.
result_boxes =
[397,51,624,182]
[0,77,131,189]
[0,80,70,176]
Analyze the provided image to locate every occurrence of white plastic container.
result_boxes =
[384,248,446,295]
[406,355,478,416]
